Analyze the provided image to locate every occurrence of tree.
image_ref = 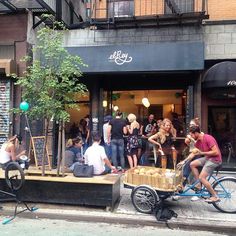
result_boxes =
[13,18,87,175]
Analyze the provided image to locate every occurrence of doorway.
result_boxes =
[208,106,236,168]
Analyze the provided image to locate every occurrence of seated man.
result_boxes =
[188,126,222,203]
[84,132,116,175]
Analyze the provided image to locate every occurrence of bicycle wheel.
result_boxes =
[212,177,236,213]
[5,162,25,191]
[131,185,159,214]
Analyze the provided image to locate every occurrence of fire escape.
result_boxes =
[89,0,209,29]
[0,0,84,29]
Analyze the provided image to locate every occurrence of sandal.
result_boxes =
[205,196,221,203]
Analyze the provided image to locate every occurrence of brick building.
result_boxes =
[0,0,236,170]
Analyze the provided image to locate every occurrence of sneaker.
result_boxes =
[191,196,200,201]
[172,196,180,201]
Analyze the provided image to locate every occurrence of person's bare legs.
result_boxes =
[127,155,133,169]
[199,170,219,200]
[133,154,138,168]
[190,160,202,189]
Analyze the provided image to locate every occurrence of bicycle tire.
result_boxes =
[212,177,236,213]
[5,162,25,191]
[131,185,159,214]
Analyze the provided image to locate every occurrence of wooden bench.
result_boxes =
[0,168,121,210]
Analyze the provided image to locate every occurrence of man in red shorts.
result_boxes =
[189,126,222,203]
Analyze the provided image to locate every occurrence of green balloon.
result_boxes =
[19,101,29,111]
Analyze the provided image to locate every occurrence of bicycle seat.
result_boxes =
[215,164,222,175]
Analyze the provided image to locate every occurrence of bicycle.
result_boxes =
[126,166,236,214]
[0,162,38,224]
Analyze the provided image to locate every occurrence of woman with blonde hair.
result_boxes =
[148,118,176,169]
[126,113,140,169]
[0,135,26,169]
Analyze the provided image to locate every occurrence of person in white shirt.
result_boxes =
[84,133,116,175]
[0,135,26,169]
[103,115,112,160]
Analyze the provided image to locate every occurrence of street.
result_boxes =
[0,217,229,236]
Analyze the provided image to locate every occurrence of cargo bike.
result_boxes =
[123,165,236,214]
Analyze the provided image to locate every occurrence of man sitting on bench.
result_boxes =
[84,132,117,175]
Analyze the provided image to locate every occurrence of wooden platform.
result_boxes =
[0,167,121,210]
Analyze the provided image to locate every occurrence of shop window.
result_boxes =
[108,0,134,18]
[165,0,194,13]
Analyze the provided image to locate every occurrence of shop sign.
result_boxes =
[227,80,236,86]
[108,50,132,65]
[66,42,204,72]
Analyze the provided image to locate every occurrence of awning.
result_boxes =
[202,61,236,88]
[0,59,15,75]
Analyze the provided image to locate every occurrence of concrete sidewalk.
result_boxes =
[0,172,236,234]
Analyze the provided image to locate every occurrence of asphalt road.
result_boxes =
[0,217,229,236]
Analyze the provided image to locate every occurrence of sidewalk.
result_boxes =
[0,172,236,234]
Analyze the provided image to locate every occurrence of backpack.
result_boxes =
[154,204,178,222]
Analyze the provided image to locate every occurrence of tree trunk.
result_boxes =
[56,121,62,176]
[42,118,49,176]
[61,121,66,177]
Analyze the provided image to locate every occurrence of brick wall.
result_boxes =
[208,0,236,20]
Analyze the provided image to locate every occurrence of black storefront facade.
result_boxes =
[67,41,204,135]
[202,61,236,170]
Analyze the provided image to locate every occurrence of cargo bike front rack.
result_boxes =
[124,166,236,214]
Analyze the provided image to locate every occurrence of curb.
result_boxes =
[1,206,236,234]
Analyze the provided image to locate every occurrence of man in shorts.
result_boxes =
[189,126,222,203]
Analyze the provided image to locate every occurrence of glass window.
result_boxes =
[165,0,194,14]
[108,0,134,18]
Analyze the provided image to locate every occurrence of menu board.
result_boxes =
[30,136,51,169]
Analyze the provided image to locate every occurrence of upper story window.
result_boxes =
[108,0,134,18]
[165,0,194,14]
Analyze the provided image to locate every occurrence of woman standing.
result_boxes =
[148,118,176,169]
[126,114,140,169]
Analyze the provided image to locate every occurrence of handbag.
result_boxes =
[73,164,94,177]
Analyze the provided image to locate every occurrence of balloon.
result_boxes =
[19,101,29,111]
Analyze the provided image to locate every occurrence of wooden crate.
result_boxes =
[124,166,183,192]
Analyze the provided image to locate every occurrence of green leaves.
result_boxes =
[14,17,87,123]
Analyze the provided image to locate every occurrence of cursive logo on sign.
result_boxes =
[227,80,236,86]
[109,50,132,65]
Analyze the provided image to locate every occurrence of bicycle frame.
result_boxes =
[175,174,229,198]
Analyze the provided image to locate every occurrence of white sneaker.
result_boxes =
[172,196,180,201]
[191,196,200,201]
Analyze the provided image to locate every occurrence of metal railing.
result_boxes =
[90,0,208,20]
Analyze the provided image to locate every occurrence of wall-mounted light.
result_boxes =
[102,100,108,107]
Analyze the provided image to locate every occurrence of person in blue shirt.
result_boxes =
[65,137,83,171]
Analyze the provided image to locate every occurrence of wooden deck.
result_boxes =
[0,167,121,210]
